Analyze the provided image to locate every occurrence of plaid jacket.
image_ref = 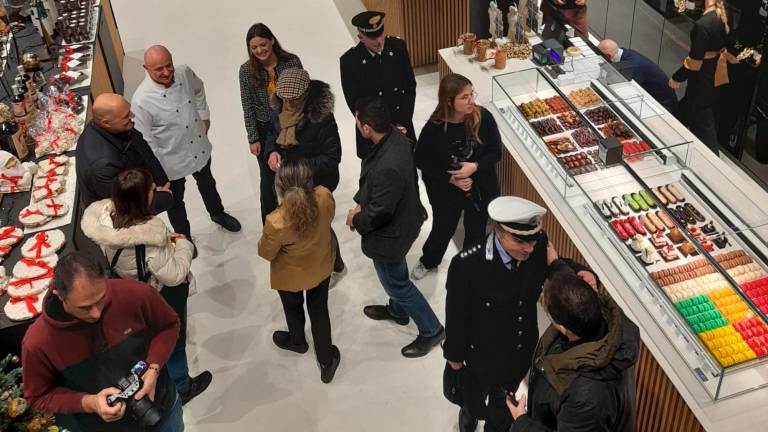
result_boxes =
[238,54,303,144]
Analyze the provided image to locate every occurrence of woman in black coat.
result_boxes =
[269,68,345,277]
[239,23,303,223]
[411,73,501,280]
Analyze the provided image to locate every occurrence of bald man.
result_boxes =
[75,93,172,210]
[597,39,678,115]
[132,45,241,241]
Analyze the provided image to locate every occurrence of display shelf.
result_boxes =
[492,62,768,400]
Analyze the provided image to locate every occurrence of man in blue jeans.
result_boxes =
[347,97,444,358]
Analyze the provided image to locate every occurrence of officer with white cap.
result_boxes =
[443,196,597,432]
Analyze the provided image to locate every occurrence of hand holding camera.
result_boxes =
[83,387,126,423]
[104,361,163,427]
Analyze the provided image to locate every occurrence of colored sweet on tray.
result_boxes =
[613,196,631,216]
[571,127,599,148]
[622,140,651,156]
[519,98,551,119]
[639,215,657,234]
[623,194,640,212]
[632,192,650,211]
[602,120,636,140]
[668,227,685,244]
[639,190,657,208]
[544,135,576,154]
[610,220,629,241]
[679,241,699,258]
[567,87,602,108]
[556,111,585,130]
[544,96,570,114]
[684,203,706,223]
[701,221,717,235]
[647,212,666,232]
[584,106,618,125]
[627,216,646,235]
[531,118,565,137]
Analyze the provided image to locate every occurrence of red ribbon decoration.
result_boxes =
[45,200,64,217]
[0,226,21,241]
[9,294,40,315]
[34,184,55,199]
[46,156,65,170]
[1,173,22,192]
[64,127,78,136]
[50,136,61,149]
[46,116,52,132]
[25,232,50,259]
[0,246,10,255]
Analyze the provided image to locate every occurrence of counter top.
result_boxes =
[439,45,768,432]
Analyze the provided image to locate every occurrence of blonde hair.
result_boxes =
[713,0,729,34]
[430,73,482,144]
[274,158,318,237]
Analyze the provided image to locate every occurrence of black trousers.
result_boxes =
[256,121,279,223]
[420,194,488,269]
[168,157,225,238]
[463,387,513,432]
[278,277,333,365]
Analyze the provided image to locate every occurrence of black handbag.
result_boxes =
[109,245,150,283]
[443,362,466,406]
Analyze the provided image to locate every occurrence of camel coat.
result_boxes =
[258,186,335,292]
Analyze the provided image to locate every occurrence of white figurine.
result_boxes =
[519,0,529,33]
[507,6,518,41]
[488,1,498,41]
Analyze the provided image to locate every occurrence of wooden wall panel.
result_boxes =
[100,0,125,72]
[90,39,114,100]
[361,0,469,67]
[497,150,705,432]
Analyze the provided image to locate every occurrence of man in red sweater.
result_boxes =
[22,253,183,431]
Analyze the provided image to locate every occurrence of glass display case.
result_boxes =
[491,58,768,400]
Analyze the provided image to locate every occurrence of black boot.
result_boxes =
[401,325,445,358]
[211,212,241,232]
[459,407,478,432]
[272,330,309,354]
[363,305,409,326]
[179,371,212,405]
[319,345,341,384]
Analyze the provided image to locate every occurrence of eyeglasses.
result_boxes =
[458,91,479,102]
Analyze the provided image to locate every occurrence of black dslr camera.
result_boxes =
[106,361,162,427]
[449,138,482,212]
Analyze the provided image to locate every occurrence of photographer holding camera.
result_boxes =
[21,253,183,432]
[411,73,501,280]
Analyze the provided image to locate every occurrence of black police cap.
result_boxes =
[352,11,385,37]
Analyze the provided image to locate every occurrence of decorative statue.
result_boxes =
[488,1,504,41]
[518,0,529,33]
[507,6,518,41]
[526,0,540,36]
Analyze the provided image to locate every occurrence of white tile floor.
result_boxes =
[111,0,461,430]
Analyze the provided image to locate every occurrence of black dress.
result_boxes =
[672,10,729,153]
[414,107,501,269]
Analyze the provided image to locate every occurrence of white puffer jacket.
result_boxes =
[81,199,194,290]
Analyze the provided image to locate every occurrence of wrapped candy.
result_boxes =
[0,150,37,193]
[30,106,83,157]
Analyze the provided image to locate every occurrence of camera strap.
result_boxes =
[109,245,150,283]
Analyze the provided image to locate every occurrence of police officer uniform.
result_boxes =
[444,197,550,432]
[340,11,417,159]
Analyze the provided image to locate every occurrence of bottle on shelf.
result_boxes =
[11,85,26,118]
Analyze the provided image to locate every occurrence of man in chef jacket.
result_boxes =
[132,45,241,253]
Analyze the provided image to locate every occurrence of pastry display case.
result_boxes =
[491,58,768,400]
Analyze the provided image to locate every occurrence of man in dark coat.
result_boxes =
[340,11,417,159]
[347,97,444,358]
[266,68,345,279]
[444,196,597,432]
[598,39,679,115]
[76,93,172,212]
[508,270,639,432]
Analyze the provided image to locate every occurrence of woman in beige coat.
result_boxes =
[258,158,340,383]
[80,168,211,404]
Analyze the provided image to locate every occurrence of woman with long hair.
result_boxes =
[239,23,303,222]
[669,0,733,154]
[411,73,501,280]
[80,168,211,404]
[258,158,341,383]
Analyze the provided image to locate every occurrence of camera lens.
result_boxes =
[127,395,162,427]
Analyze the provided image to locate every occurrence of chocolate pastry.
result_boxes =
[632,192,650,211]
[571,127,599,148]
[713,235,730,249]
[679,241,699,257]
[656,210,676,229]
[647,212,666,232]
[531,118,564,137]
[652,187,668,206]
[665,184,685,201]
[676,205,697,225]
[623,194,640,212]
[556,111,584,130]
[701,221,716,235]
[668,207,687,226]
[639,190,657,208]
[640,214,657,234]
[668,227,685,244]
[683,203,705,223]
[659,185,678,205]
[601,120,636,140]
[545,136,576,154]
[598,200,611,218]
[613,196,631,215]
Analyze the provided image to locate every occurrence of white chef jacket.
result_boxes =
[131,64,212,181]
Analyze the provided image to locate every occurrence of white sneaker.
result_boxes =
[329,266,348,289]
[410,262,435,280]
